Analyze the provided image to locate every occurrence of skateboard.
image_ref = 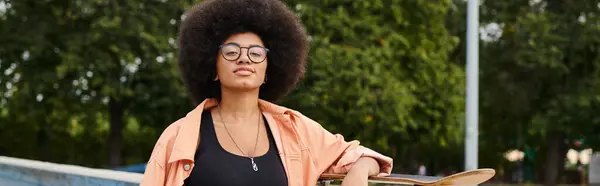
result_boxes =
[317,168,495,185]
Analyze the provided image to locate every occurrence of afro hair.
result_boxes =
[177,0,309,105]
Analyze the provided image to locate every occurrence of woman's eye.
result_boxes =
[226,51,239,56]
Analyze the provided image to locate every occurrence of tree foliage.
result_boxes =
[446,0,600,183]
[281,0,466,173]
[1,0,599,183]
[0,0,193,167]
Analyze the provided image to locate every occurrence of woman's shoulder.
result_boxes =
[146,116,194,166]
[269,104,325,130]
[259,100,311,120]
[156,117,187,143]
[149,117,187,156]
[264,104,311,125]
[154,100,209,147]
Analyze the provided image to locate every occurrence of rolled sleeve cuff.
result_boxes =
[326,146,393,176]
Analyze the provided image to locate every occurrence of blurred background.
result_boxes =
[1,0,600,185]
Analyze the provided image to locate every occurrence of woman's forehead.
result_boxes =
[223,32,264,47]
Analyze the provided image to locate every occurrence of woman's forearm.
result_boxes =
[341,157,381,186]
[349,157,380,176]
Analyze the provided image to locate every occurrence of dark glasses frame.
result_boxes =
[218,43,270,63]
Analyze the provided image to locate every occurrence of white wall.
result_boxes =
[0,156,143,186]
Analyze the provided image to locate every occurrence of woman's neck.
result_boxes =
[218,87,261,122]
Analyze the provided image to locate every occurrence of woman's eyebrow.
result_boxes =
[223,42,240,45]
[223,42,264,48]
[248,44,264,47]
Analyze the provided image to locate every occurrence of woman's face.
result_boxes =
[216,32,268,91]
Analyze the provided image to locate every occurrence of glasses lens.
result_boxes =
[248,47,267,62]
[221,45,240,60]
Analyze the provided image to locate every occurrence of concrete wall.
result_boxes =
[0,156,143,186]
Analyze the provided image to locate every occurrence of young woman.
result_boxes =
[140,0,393,185]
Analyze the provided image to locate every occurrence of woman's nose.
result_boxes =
[236,49,251,64]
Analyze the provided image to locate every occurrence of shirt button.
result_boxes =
[184,164,191,171]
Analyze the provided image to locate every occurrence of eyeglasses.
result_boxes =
[218,43,270,63]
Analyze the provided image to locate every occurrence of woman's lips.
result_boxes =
[233,67,254,76]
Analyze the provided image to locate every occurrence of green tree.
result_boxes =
[282,0,466,173]
[448,0,600,184]
[0,0,192,168]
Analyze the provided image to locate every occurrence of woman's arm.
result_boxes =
[350,157,381,176]
[341,157,380,186]
[140,159,166,186]
[290,111,393,175]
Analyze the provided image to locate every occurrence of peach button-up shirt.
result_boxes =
[140,98,393,186]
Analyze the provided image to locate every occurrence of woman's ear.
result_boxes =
[213,70,219,81]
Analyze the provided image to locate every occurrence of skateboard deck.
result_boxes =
[317,168,495,185]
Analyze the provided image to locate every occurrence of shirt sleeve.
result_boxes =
[140,136,170,185]
[291,111,393,176]
[139,117,185,186]
[140,158,166,186]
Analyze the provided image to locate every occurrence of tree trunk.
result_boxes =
[389,142,398,172]
[398,144,417,174]
[108,97,124,168]
[544,131,567,186]
[36,124,50,161]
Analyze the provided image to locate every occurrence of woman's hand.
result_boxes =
[340,157,380,186]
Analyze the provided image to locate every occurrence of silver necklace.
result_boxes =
[218,105,261,172]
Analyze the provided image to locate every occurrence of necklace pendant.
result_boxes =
[251,158,258,172]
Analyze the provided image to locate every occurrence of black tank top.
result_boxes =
[183,111,288,186]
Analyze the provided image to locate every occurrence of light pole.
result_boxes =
[465,0,479,171]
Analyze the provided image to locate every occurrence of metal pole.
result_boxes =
[465,0,479,171]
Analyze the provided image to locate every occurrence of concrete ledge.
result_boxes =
[0,156,143,186]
